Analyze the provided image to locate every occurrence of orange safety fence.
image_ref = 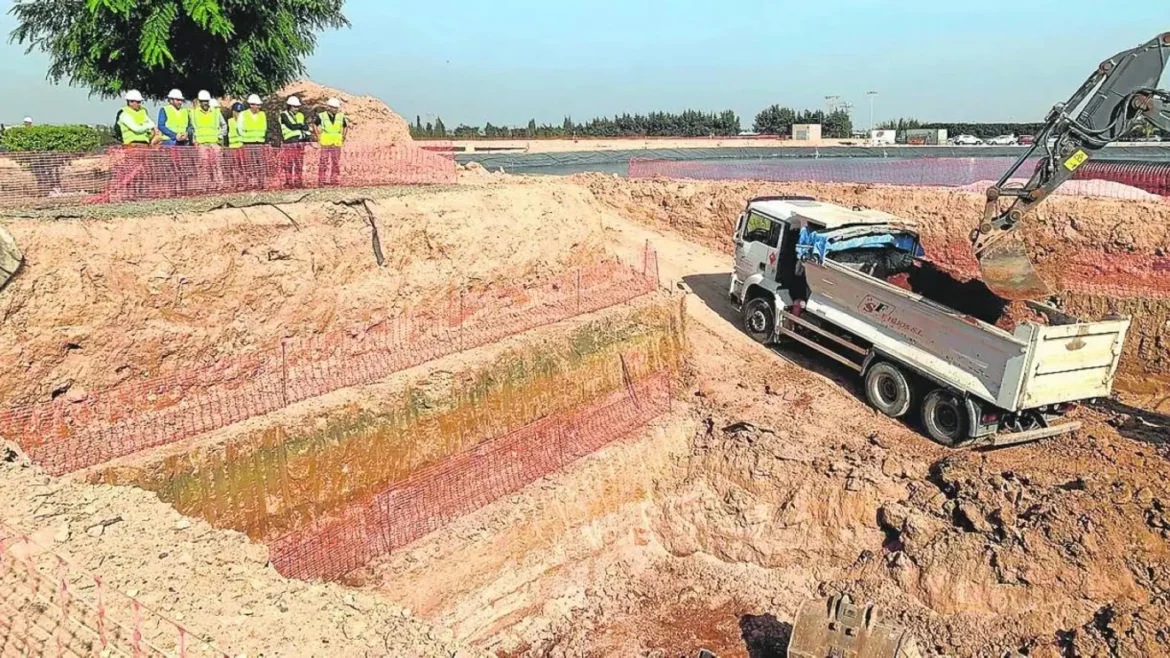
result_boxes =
[0,521,227,657]
[0,143,456,207]
[268,369,672,581]
[0,245,661,476]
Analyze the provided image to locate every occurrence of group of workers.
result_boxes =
[116,88,350,189]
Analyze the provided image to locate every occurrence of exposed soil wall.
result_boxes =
[93,296,685,543]
[0,182,613,406]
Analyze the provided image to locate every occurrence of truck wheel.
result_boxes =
[922,389,970,447]
[742,297,775,344]
[864,362,912,418]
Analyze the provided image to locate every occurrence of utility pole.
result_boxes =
[867,91,878,132]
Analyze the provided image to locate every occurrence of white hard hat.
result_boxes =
[197,90,212,101]
[22,117,32,123]
[125,90,144,102]
[247,94,262,105]
[209,98,220,108]
[326,98,341,109]
[286,96,301,107]
[167,89,184,101]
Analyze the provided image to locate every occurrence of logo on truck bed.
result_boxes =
[859,295,925,339]
[860,296,889,314]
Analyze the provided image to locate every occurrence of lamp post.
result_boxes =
[867,91,878,132]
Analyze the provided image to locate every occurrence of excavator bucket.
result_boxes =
[976,235,1050,301]
[0,224,20,293]
[787,593,923,658]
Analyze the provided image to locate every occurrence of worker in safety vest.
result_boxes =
[279,95,309,188]
[237,94,268,189]
[118,90,156,146]
[191,90,226,192]
[191,91,225,146]
[313,97,348,186]
[157,88,193,197]
[115,90,158,200]
[226,101,246,189]
[157,89,191,146]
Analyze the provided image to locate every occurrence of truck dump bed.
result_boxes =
[801,258,1129,412]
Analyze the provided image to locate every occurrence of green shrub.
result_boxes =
[0,125,114,153]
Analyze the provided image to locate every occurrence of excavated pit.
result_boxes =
[3,175,1170,657]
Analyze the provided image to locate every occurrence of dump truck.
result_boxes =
[729,196,1130,447]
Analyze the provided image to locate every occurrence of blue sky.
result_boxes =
[0,0,1166,127]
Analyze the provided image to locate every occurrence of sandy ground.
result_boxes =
[0,454,481,657]
[3,174,1170,657]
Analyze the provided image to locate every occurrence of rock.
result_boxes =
[53,524,71,543]
[64,387,89,404]
[86,524,104,538]
[879,503,910,531]
[1136,487,1154,505]
[175,517,192,530]
[956,501,993,533]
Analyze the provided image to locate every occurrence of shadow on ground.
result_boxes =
[739,614,792,657]
[1090,398,1170,445]
[681,271,864,398]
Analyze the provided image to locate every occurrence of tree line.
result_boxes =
[410,110,743,140]
[752,106,853,138]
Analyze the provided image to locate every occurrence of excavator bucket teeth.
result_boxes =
[977,237,1050,301]
[0,224,21,293]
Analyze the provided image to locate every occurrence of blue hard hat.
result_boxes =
[232,101,246,112]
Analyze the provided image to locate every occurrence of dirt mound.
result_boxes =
[0,181,610,406]
[0,456,478,656]
[270,79,413,147]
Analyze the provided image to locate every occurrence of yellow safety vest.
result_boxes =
[163,105,190,140]
[241,111,267,144]
[319,112,345,147]
[192,108,221,145]
[228,117,243,149]
[281,111,306,142]
[121,106,151,144]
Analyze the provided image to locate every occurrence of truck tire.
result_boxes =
[864,362,912,418]
[742,297,775,344]
[922,389,970,447]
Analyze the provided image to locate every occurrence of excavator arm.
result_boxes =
[972,32,1170,300]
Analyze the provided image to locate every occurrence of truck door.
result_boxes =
[735,211,783,284]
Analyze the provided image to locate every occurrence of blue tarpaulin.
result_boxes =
[796,228,924,263]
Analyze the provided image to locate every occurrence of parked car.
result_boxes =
[986,134,1018,146]
[1017,135,1035,145]
[952,134,984,146]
